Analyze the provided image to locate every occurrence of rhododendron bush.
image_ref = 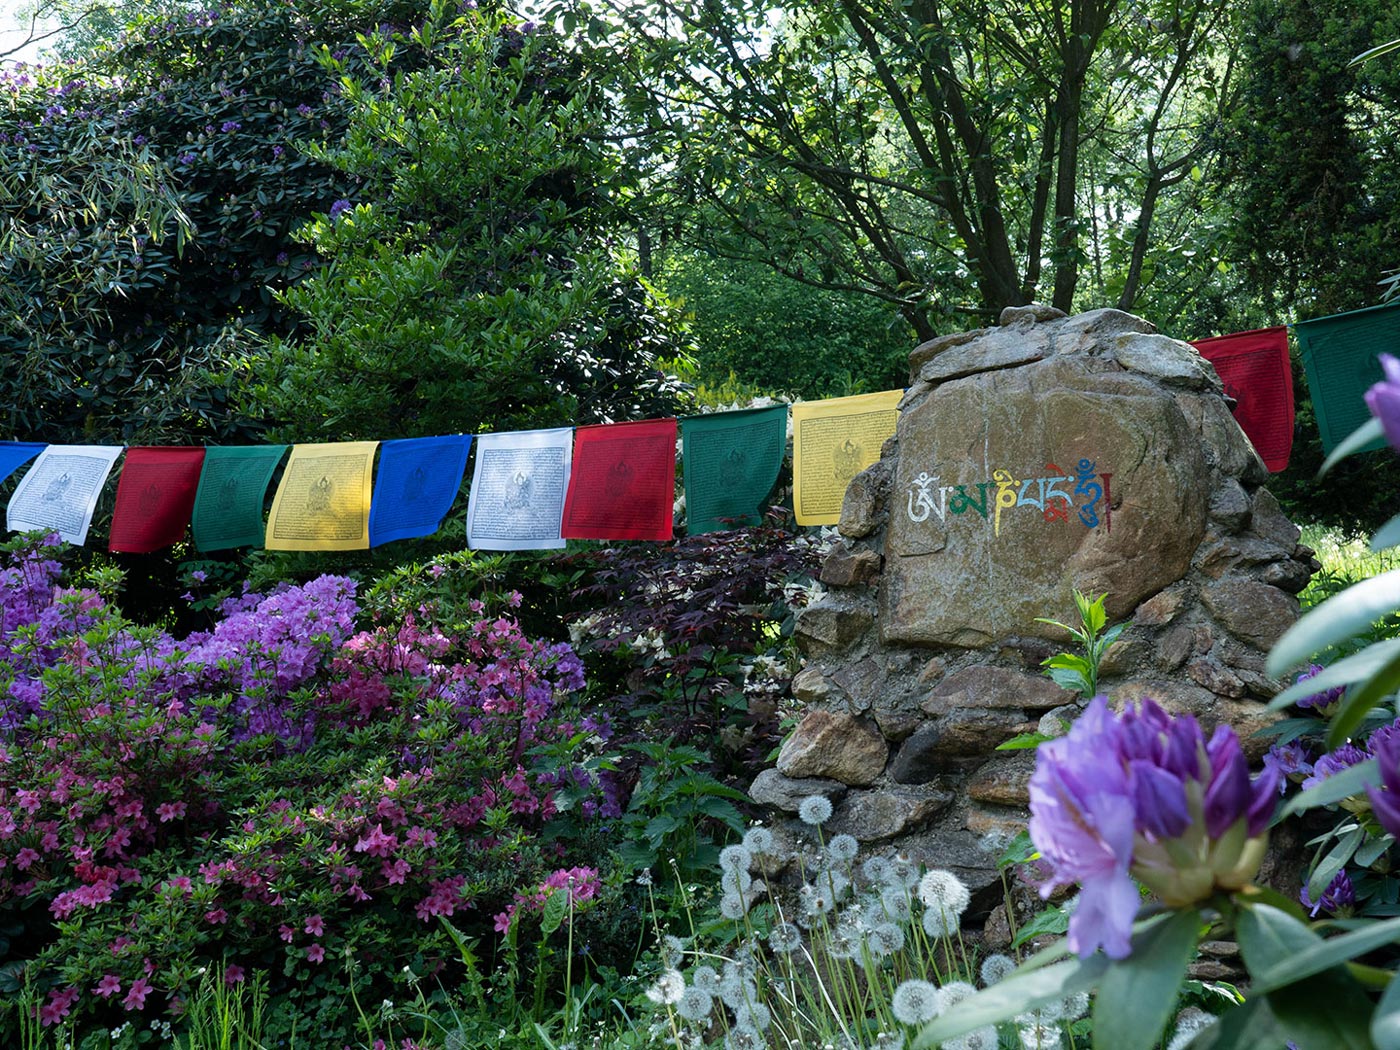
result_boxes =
[0,533,615,1039]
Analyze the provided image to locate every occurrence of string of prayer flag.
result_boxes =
[109,447,206,553]
[265,442,378,552]
[790,390,902,525]
[1190,326,1294,472]
[680,404,787,534]
[562,419,677,542]
[1294,302,1400,456]
[191,445,289,552]
[368,435,472,547]
[466,428,573,551]
[7,445,123,546]
[0,442,46,486]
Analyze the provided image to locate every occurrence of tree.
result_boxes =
[239,5,692,442]
[1219,0,1400,321]
[552,0,1243,336]
[0,0,404,444]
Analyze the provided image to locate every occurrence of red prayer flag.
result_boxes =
[561,419,677,541]
[1190,326,1294,472]
[109,446,207,553]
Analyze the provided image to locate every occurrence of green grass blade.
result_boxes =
[1267,569,1400,677]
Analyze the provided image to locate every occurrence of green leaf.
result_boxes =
[1239,903,1400,996]
[1309,825,1365,900]
[1268,964,1377,1049]
[1278,759,1378,822]
[1045,653,1093,674]
[1268,569,1400,677]
[1092,909,1202,1050]
[1320,418,1385,475]
[1182,997,1284,1049]
[912,954,1109,1047]
[1011,904,1071,949]
[1371,970,1400,1049]
[540,887,568,937]
[1269,639,1400,709]
[1327,646,1400,750]
[997,732,1053,751]
[1350,37,1400,67]
[1372,511,1400,553]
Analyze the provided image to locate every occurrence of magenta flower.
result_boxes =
[1030,697,1278,959]
[306,944,325,963]
[1368,731,1400,837]
[304,913,325,936]
[122,977,150,1011]
[93,974,122,998]
[224,964,245,985]
[1365,353,1400,451]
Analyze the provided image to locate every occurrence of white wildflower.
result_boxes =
[934,981,977,1014]
[922,906,955,938]
[862,855,893,884]
[768,922,803,953]
[879,885,913,921]
[719,844,753,872]
[868,921,906,956]
[826,833,859,865]
[676,985,714,1022]
[742,826,775,855]
[979,952,1016,986]
[917,870,971,921]
[720,892,748,920]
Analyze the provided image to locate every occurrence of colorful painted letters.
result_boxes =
[905,460,1112,535]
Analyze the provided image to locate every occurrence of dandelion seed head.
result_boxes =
[922,906,955,938]
[1165,1006,1215,1050]
[979,952,1015,986]
[891,979,940,1025]
[676,985,713,1022]
[720,892,748,920]
[720,844,753,872]
[862,855,893,884]
[826,833,859,865]
[934,981,977,1015]
[768,922,803,953]
[724,1023,765,1050]
[917,870,971,919]
[1017,1018,1063,1050]
[890,853,921,888]
[880,885,912,921]
[734,1001,772,1031]
[662,934,685,968]
[798,794,833,826]
[945,1025,998,1050]
[645,969,685,1005]
[1061,992,1089,1020]
[690,965,720,991]
[742,826,775,855]
[872,1033,905,1050]
[719,974,757,1010]
[869,921,905,956]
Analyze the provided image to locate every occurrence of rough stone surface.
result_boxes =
[1209,478,1252,530]
[748,769,849,812]
[882,357,1209,647]
[921,666,1076,714]
[999,302,1067,327]
[887,724,944,784]
[794,600,875,655]
[1186,656,1247,698]
[966,752,1036,806]
[1134,584,1190,626]
[838,461,891,539]
[1201,579,1299,650]
[1261,559,1314,594]
[828,785,953,842]
[912,709,1037,759]
[776,710,888,786]
[872,706,923,743]
[909,329,987,380]
[1215,698,1284,761]
[1112,333,1220,390]
[1251,487,1302,550]
[820,546,883,587]
[917,326,1050,384]
[790,667,834,703]
[830,658,884,710]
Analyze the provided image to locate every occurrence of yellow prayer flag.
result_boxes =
[791,390,902,526]
[265,441,379,551]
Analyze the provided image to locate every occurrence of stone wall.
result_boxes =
[754,306,1318,908]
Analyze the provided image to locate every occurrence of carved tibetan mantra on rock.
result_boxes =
[883,356,1209,648]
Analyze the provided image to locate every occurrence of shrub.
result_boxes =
[0,533,615,1043]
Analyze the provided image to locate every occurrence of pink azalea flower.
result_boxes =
[123,977,151,1011]
[93,974,122,998]
[307,944,325,963]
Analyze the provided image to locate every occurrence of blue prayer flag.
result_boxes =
[0,443,45,486]
[368,435,472,547]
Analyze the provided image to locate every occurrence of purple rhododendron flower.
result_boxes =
[1301,743,1369,791]
[1029,696,1278,960]
[1262,741,1313,793]
[328,199,352,219]
[1368,731,1400,837]
[1365,353,1400,451]
[1300,869,1356,918]
[1293,664,1345,712]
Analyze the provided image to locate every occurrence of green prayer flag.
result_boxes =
[191,445,289,551]
[680,404,787,534]
[1295,302,1400,456]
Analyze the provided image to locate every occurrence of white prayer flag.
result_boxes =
[466,428,573,551]
[7,445,124,545]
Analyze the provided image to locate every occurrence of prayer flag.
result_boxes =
[1190,326,1294,472]
[1294,302,1400,456]
[6,445,124,545]
[680,404,787,533]
[368,435,472,547]
[562,419,678,542]
[265,442,378,551]
[0,442,45,486]
[192,445,289,551]
[109,446,206,553]
[791,390,902,525]
[467,428,573,550]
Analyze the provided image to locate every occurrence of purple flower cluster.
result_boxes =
[1029,696,1278,959]
[1293,663,1345,712]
